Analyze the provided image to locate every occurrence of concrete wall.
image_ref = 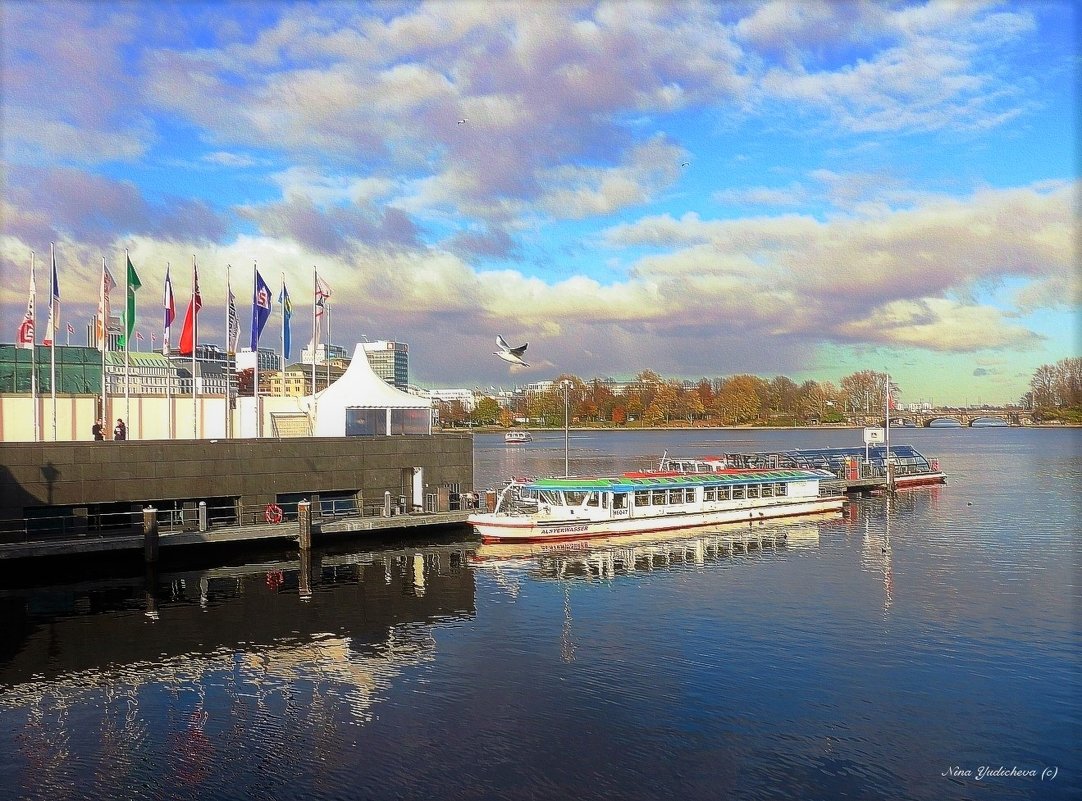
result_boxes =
[0,434,473,525]
[0,394,229,441]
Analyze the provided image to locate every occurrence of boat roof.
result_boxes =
[522,468,830,493]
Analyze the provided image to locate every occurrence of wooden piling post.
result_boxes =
[297,500,312,551]
[298,546,313,602]
[143,506,159,564]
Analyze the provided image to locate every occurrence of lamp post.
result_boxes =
[884,370,894,493]
[561,380,571,477]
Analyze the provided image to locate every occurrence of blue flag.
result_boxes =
[279,282,293,360]
[250,269,272,350]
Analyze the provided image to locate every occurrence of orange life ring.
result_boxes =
[264,503,284,524]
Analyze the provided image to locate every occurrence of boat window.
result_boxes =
[775,483,786,497]
[537,490,560,505]
[761,484,774,498]
[718,486,731,500]
[651,489,667,505]
[612,493,627,510]
[732,485,746,500]
[565,491,588,506]
[586,492,601,508]
[678,488,693,503]
[704,487,716,502]
[747,485,760,499]
[634,490,650,506]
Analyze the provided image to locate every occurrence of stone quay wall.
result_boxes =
[0,434,474,527]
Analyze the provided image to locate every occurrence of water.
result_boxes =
[0,427,1078,800]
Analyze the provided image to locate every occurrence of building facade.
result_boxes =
[362,340,409,389]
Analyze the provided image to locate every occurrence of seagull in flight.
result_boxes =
[680,161,690,167]
[458,117,468,124]
[494,335,529,367]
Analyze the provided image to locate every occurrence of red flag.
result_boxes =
[178,265,202,356]
[66,322,75,336]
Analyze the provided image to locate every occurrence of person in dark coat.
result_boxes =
[114,419,127,441]
[92,419,104,440]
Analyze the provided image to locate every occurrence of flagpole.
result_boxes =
[165,262,173,441]
[325,300,330,389]
[311,267,317,422]
[49,243,57,441]
[280,272,286,399]
[253,261,261,439]
[124,248,131,428]
[30,252,39,442]
[192,255,198,439]
[226,264,232,439]
[100,257,107,430]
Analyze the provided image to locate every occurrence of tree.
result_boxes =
[712,374,762,423]
[676,386,705,422]
[768,375,800,414]
[840,370,887,414]
[1029,364,1058,407]
[645,381,680,424]
[472,396,500,426]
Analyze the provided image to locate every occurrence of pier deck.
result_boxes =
[0,510,474,562]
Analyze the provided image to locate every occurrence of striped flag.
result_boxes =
[279,281,293,360]
[178,263,201,356]
[95,260,116,351]
[66,322,75,336]
[315,273,331,328]
[227,265,239,355]
[163,265,176,355]
[121,254,141,347]
[43,252,60,346]
[16,258,35,349]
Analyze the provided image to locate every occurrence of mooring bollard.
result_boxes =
[143,506,159,564]
[297,500,312,551]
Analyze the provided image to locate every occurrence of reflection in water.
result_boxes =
[0,542,475,797]
[472,516,827,587]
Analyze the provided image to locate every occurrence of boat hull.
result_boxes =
[892,472,947,488]
[468,496,844,544]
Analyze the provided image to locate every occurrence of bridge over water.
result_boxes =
[847,408,1032,427]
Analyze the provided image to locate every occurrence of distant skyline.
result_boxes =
[1,1,1077,405]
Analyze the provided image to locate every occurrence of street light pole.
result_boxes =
[562,380,571,477]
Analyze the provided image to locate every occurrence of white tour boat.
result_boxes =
[504,430,533,444]
[468,468,844,544]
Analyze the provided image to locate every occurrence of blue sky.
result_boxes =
[1,0,1077,404]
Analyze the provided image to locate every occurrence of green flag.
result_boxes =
[123,255,141,345]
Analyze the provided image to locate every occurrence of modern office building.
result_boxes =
[361,340,409,390]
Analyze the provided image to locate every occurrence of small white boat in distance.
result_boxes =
[505,431,533,444]
[468,468,844,544]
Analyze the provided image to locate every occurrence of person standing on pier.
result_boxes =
[114,418,127,441]
[92,418,104,440]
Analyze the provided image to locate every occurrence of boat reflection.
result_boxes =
[470,514,833,584]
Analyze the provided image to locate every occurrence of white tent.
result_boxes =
[312,343,431,436]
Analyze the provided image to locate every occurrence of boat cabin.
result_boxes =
[498,470,829,522]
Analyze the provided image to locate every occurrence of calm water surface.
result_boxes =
[0,427,1078,800]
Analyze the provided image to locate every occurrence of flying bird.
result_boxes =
[680,161,690,167]
[494,335,529,367]
[458,118,468,124]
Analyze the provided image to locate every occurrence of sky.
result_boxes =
[0,0,1077,405]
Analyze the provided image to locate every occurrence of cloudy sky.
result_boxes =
[1,0,1076,404]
